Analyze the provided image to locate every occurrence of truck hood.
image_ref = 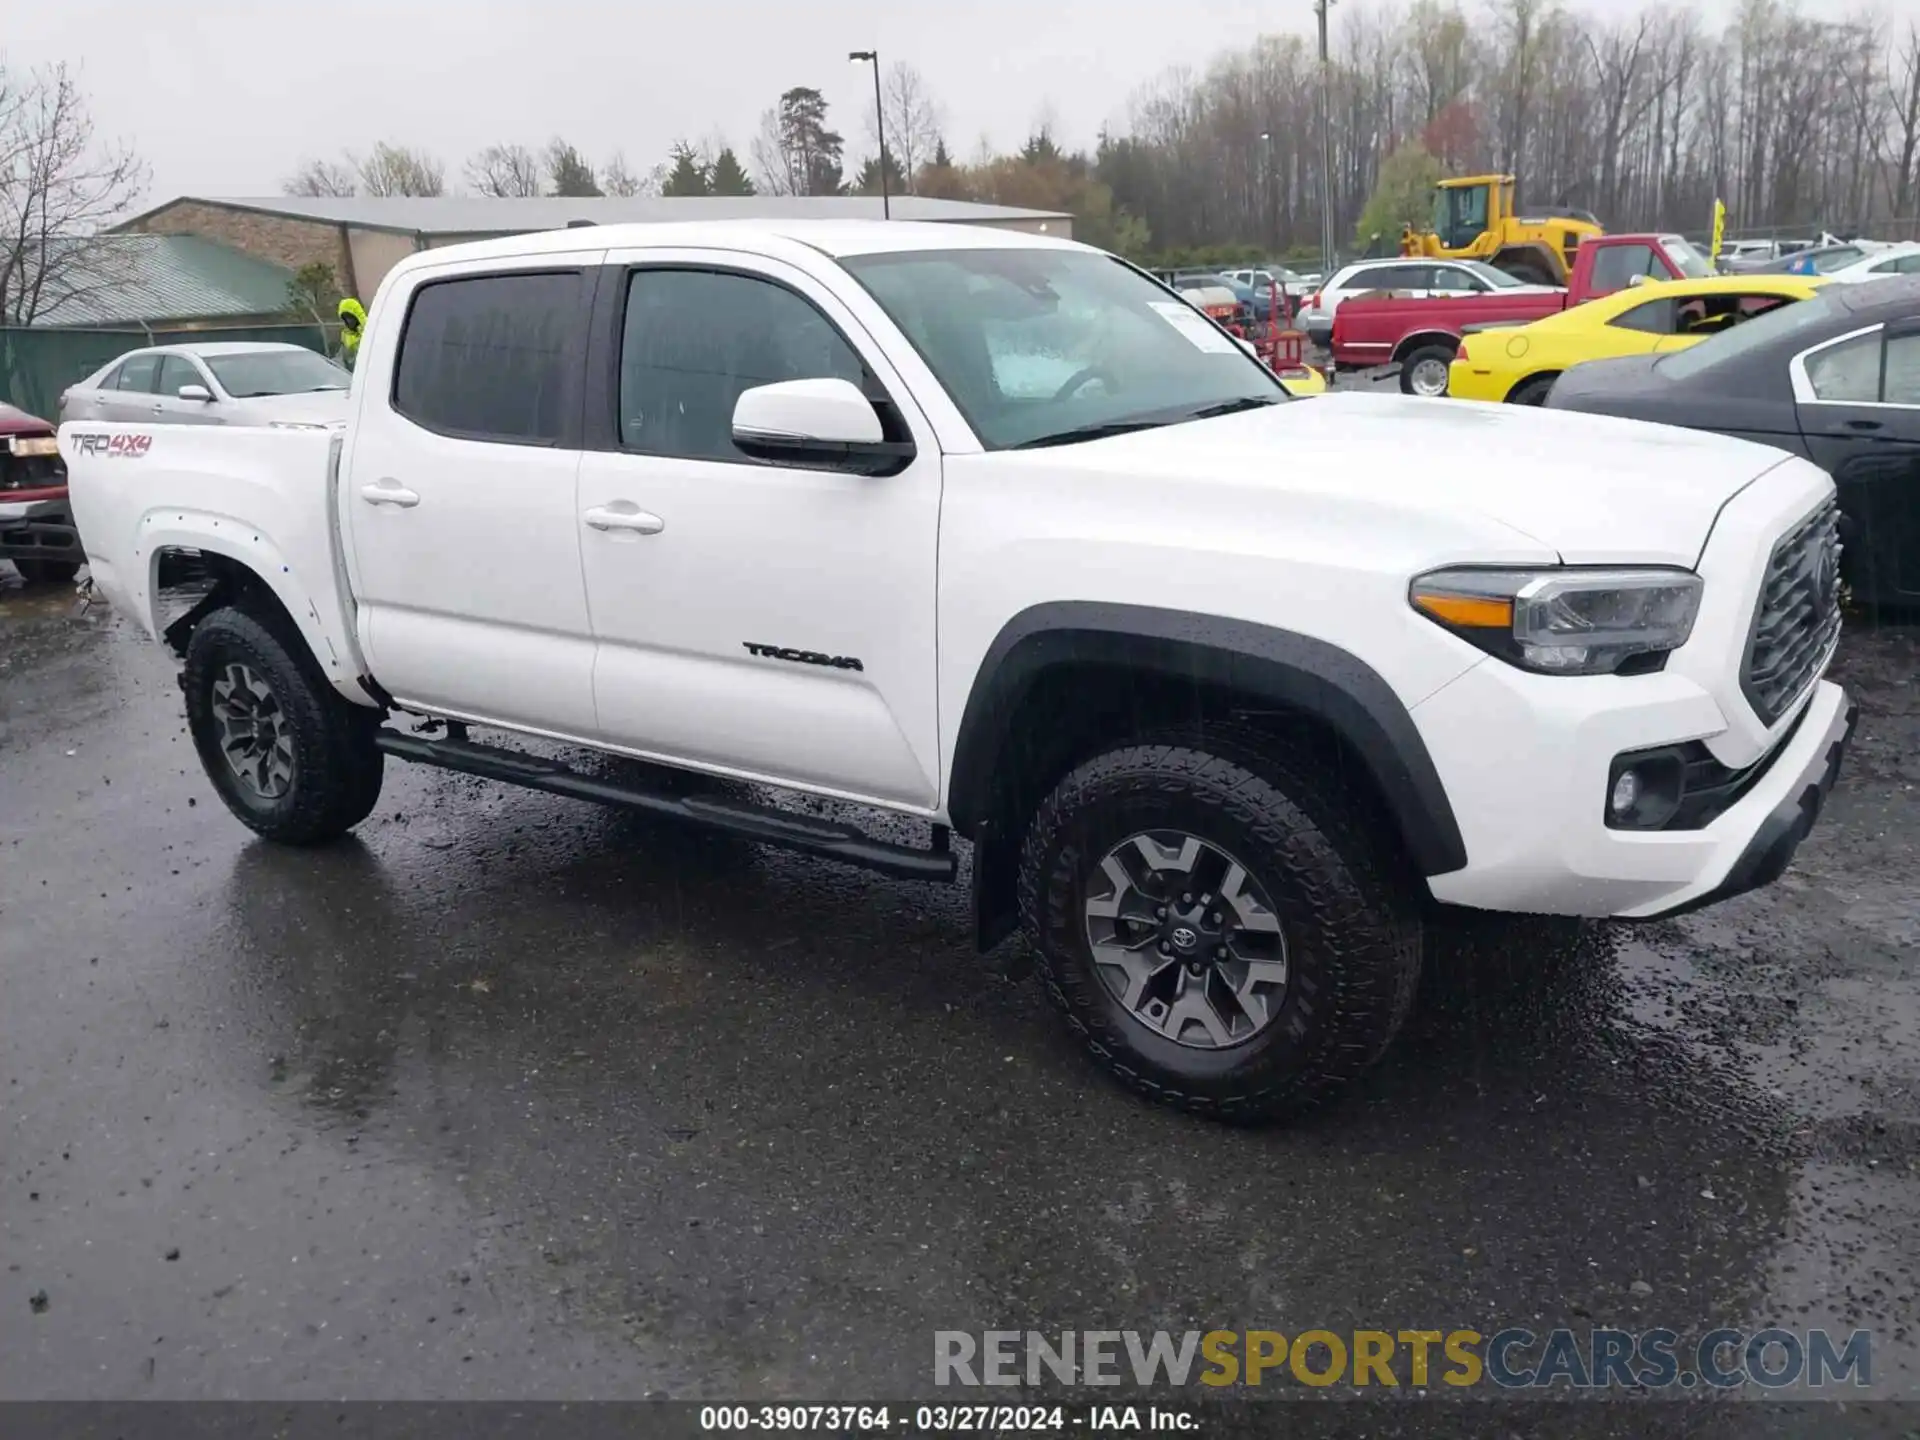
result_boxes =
[1034,392,1790,566]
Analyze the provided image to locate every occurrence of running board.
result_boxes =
[373,732,958,883]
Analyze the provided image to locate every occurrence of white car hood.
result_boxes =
[1040,392,1792,566]
[226,389,352,424]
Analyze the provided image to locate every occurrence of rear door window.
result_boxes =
[392,270,580,444]
[116,354,162,393]
[1804,332,1883,402]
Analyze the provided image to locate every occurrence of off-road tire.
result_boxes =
[1507,373,1559,406]
[1398,344,1456,397]
[1018,727,1424,1123]
[183,606,384,844]
[13,557,80,585]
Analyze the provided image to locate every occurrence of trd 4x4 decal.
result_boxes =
[70,433,153,458]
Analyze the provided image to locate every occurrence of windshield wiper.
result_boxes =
[1181,396,1286,420]
[1012,418,1172,450]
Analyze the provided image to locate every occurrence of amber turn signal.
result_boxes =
[1409,591,1514,630]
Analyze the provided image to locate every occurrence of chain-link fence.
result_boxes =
[0,322,338,422]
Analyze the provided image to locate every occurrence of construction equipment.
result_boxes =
[1400,175,1603,287]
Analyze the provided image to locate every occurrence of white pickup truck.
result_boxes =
[64,219,1855,1122]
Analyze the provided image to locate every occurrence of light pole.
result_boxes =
[1312,0,1336,276]
[849,50,890,220]
[1259,131,1277,255]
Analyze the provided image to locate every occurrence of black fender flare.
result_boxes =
[946,602,1469,878]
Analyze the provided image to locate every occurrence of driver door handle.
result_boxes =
[583,505,665,535]
[360,479,421,508]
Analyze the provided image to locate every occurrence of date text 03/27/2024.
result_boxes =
[699,1406,1192,1432]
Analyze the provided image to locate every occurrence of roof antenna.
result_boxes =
[566,219,597,228]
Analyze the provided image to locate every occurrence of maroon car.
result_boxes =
[0,399,81,584]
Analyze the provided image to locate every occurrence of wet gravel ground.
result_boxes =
[1,567,1917,1436]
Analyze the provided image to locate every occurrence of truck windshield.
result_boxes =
[1660,237,1715,279]
[204,348,350,398]
[841,248,1287,450]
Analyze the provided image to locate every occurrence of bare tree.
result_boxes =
[0,61,149,326]
[463,143,541,197]
[352,142,445,197]
[1889,24,1920,221]
[283,157,357,197]
[601,150,653,197]
[868,61,944,191]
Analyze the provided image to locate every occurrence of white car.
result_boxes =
[1300,257,1557,342]
[62,219,1853,1123]
[1815,242,1920,284]
[59,343,351,429]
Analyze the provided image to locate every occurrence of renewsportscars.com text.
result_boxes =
[934,1328,1872,1391]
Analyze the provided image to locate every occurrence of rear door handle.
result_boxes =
[360,480,421,508]
[583,505,665,535]
[1844,418,1883,432]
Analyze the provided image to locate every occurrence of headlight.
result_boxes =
[1409,567,1702,675]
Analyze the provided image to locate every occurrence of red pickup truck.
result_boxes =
[0,400,80,585]
[1331,233,1714,395]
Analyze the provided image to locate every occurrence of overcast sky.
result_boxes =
[14,0,1901,205]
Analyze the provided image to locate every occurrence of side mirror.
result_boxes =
[1627,273,1651,288]
[178,384,213,402]
[731,378,914,476]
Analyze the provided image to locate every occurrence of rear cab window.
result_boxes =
[391,270,582,444]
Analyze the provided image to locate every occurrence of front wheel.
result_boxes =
[183,606,384,844]
[1017,730,1424,1123]
[1399,345,1456,397]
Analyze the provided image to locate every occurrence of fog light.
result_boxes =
[1610,769,1640,816]
[1604,748,1687,830]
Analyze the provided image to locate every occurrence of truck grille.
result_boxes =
[1741,498,1842,727]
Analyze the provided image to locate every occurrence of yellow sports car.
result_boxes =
[1447,274,1826,405]
[1279,364,1327,397]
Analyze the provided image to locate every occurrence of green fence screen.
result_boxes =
[0,323,338,421]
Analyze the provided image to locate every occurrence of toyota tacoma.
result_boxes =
[61,221,1855,1122]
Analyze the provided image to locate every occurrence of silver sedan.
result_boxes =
[59,343,351,429]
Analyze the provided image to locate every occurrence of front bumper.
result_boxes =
[0,492,80,565]
[1636,696,1854,919]
[1417,668,1853,920]
[1445,357,1514,403]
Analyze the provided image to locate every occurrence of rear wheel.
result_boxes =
[1017,728,1424,1123]
[13,557,79,585]
[183,606,384,844]
[1399,345,1456,397]
[1507,373,1559,406]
